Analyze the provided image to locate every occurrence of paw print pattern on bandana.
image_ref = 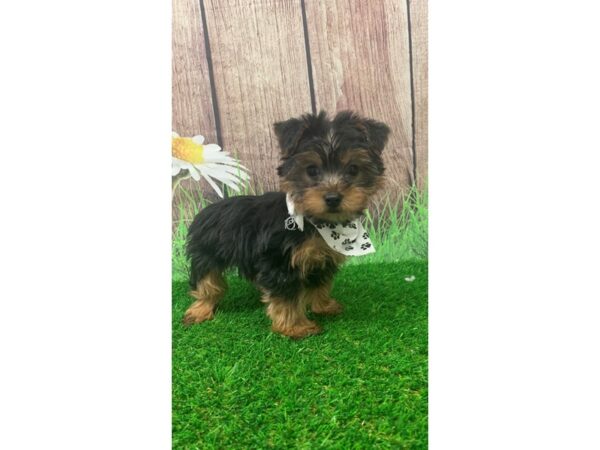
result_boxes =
[285,193,375,256]
[311,218,375,256]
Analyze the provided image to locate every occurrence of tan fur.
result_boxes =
[262,236,344,338]
[280,179,293,194]
[339,148,373,165]
[340,186,370,212]
[300,185,360,222]
[294,151,323,166]
[341,175,385,210]
[183,270,227,325]
[307,281,343,315]
[264,293,321,339]
[290,236,346,278]
[298,174,385,220]
[300,187,329,216]
[373,174,386,191]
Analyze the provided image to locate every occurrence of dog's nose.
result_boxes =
[324,193,342,208]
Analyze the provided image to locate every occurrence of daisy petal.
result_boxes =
[224,181,242,192]
[172,157,187,168]
[201,147,230,159]
[202,169,242,191]
[201,154,250,171]
[203,163,249,179]
[175,158,193,171]
[187,165,201,181]
[203,158,248,169]
[200,165,246,186]
[202,143,222,153]
[201,173,224,198]
[191,135,205,145]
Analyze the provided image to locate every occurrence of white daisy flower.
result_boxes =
[172,132,249,197]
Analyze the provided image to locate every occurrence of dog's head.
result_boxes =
[275,110,390,222]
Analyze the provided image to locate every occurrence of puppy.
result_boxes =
[184,110,390,338]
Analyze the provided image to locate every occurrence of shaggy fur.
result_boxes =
[185,110,390,338]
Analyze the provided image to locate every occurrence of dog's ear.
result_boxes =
[363,118,390,154]
[333,111,390,154]
[273,111,329,156]
[273,117,306,156]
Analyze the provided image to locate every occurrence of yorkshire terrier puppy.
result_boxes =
[184,110,390,338]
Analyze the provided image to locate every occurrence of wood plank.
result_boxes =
[304,0,415,192]
[172,0,220,207]
[409,0,428,189]
[203,0,312,193]
[172,0,216,139]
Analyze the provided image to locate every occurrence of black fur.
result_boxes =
[186,192,337,298]
[275,110,388,183]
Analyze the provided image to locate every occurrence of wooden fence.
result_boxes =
[173,0,427,204]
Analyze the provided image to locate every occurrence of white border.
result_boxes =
[0,0,171,448]
[2,0,600,448]
[431,1,600,448]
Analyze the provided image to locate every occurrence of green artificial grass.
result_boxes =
[172,260,428,449]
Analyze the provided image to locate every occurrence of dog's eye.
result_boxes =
[346,164,359,176]
[306,165,321,177]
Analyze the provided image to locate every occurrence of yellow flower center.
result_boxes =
[172,137,204,164]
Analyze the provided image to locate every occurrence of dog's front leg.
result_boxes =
[262,290,322,339]
[307,279,343,315]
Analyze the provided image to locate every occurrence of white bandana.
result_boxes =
[285,193,375,256]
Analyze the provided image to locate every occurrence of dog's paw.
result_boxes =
[311,298,343,315]
[273,321,322,339]
[182,301,215,326]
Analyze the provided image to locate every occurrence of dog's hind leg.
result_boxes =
[183,270,227,325]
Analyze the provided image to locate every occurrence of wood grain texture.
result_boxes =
[203,0,312,192]
[409,0,428,189]
[172,0,220,207]
[304,0,415,191]
[172,0,216,139]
